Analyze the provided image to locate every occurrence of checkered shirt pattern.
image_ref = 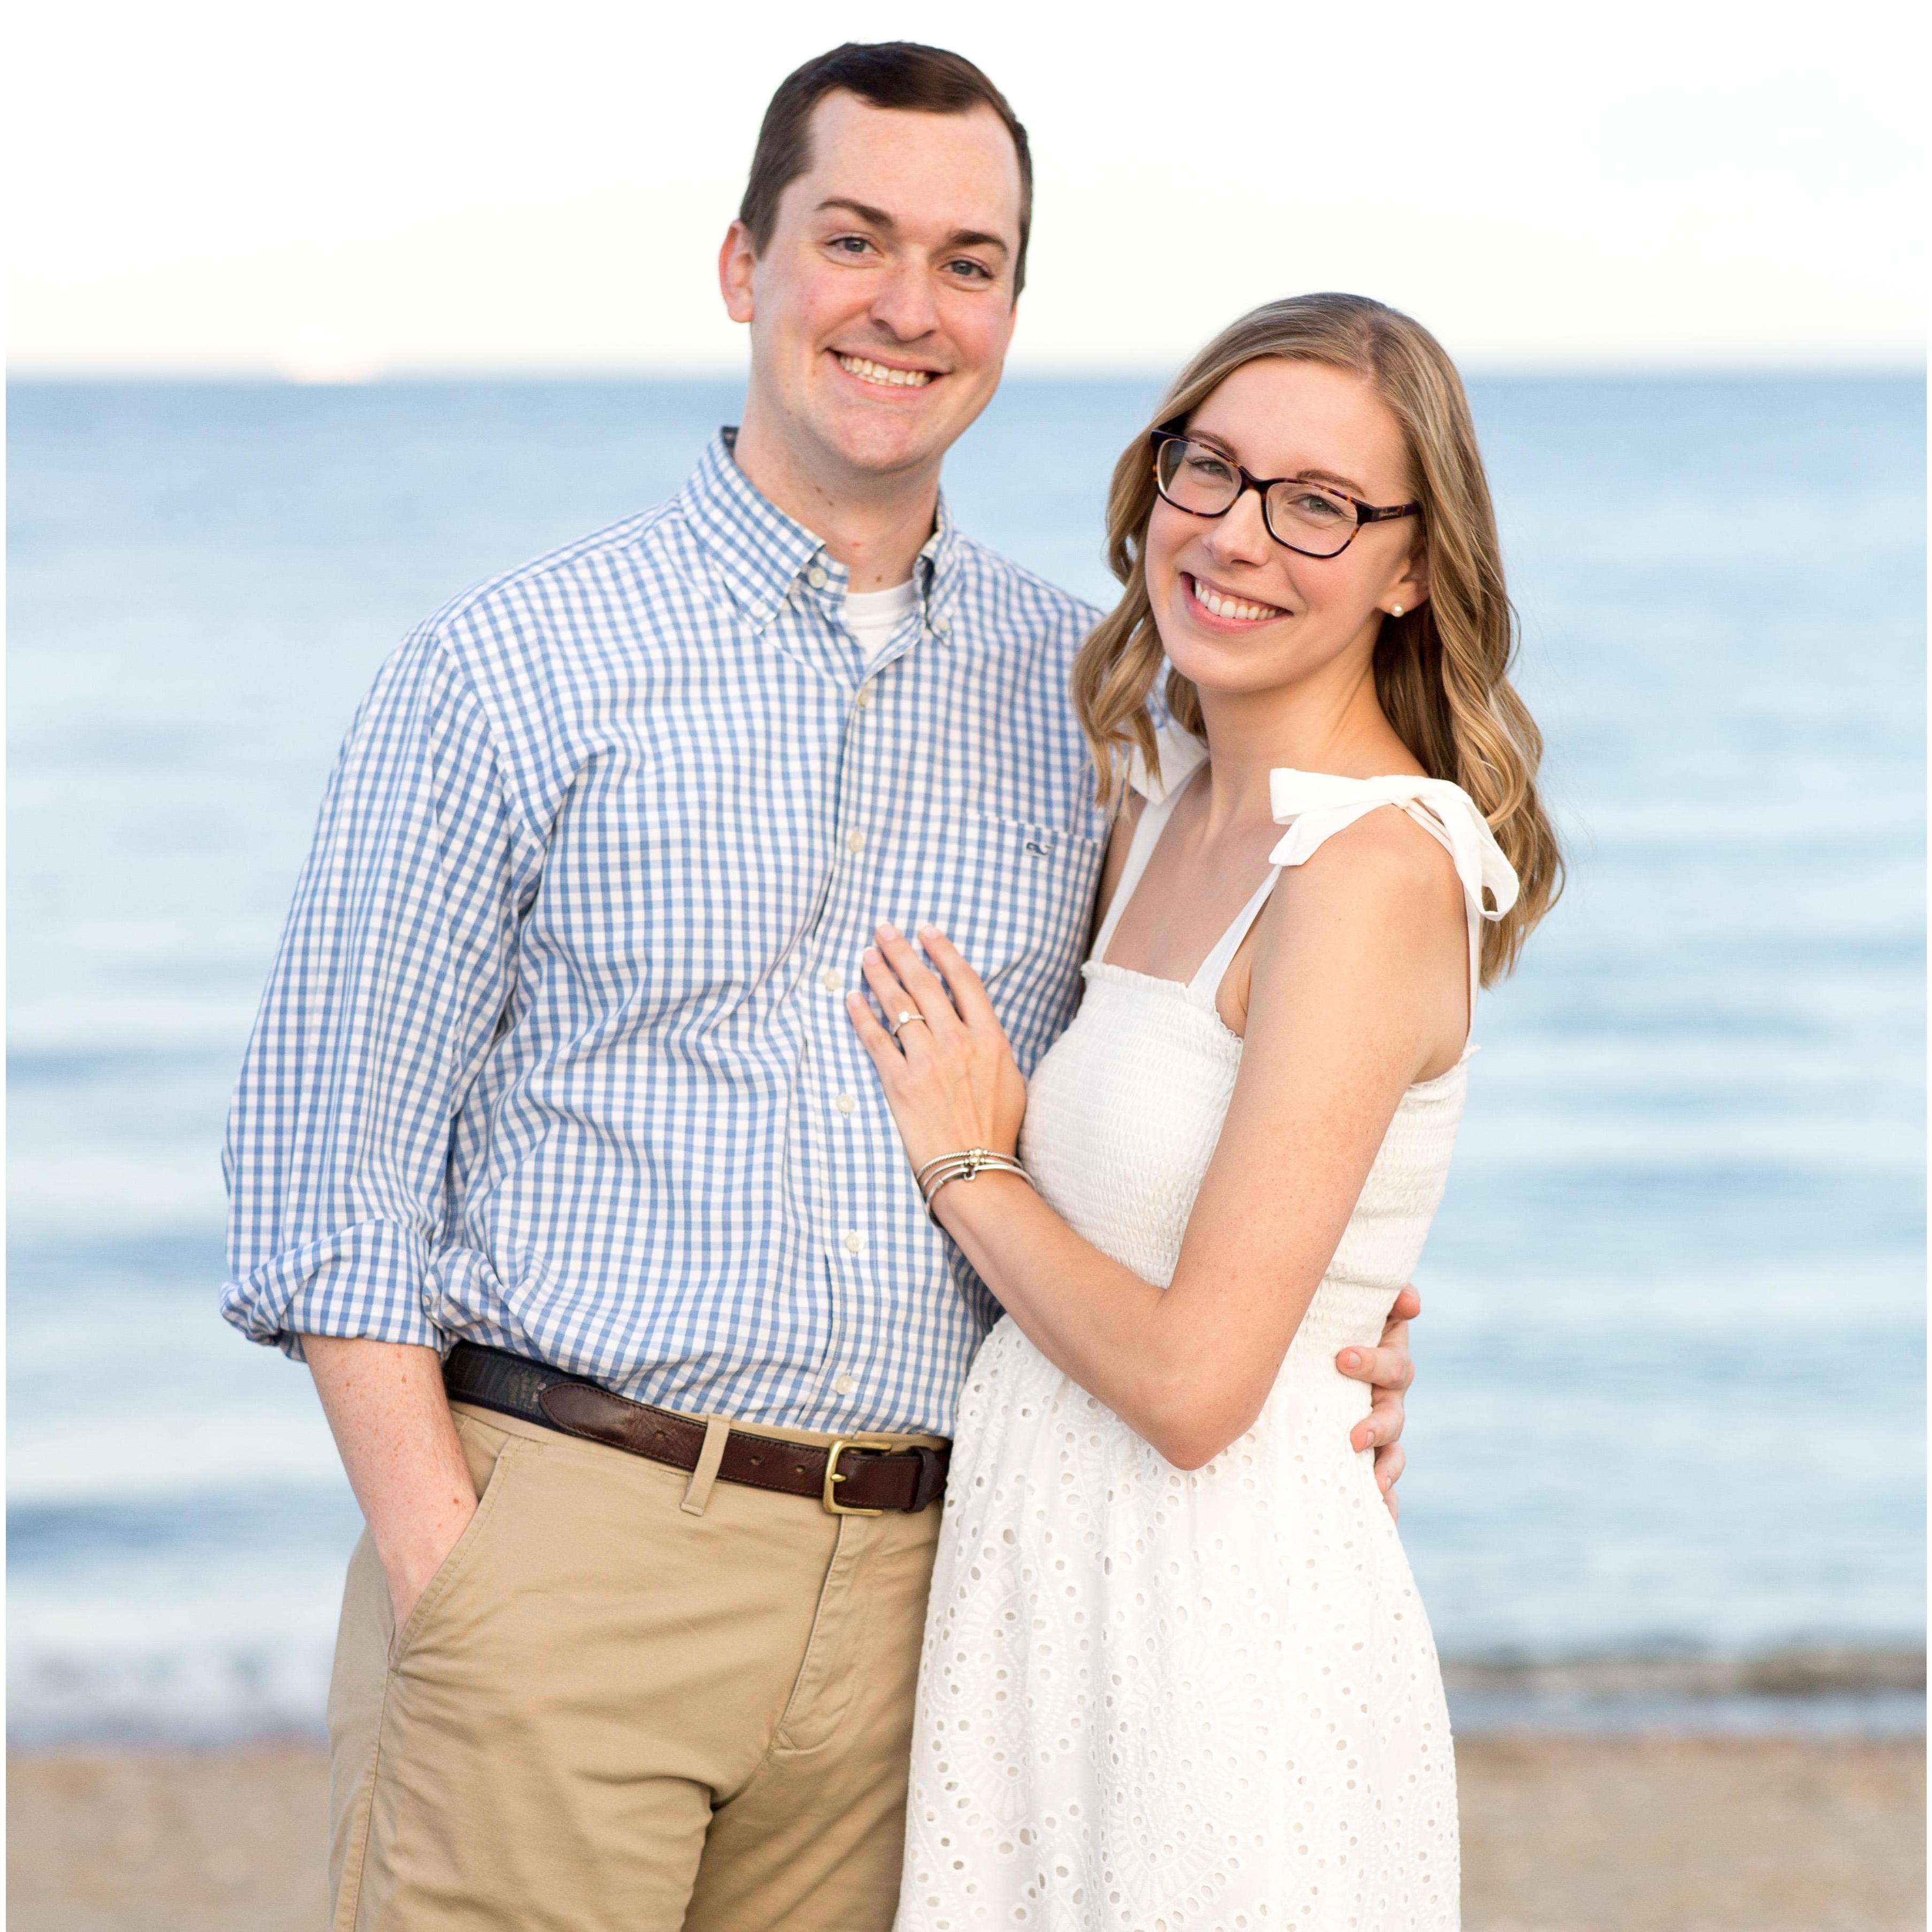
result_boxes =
[221,431,1109,1436]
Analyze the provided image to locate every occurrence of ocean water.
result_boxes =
[8,374,1925,1744]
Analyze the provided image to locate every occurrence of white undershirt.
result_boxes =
[843,579,918,667]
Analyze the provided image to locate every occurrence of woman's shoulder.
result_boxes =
[1267,768,1519,938]
[1234,798,1469,1053]
[1271,800,1465,931]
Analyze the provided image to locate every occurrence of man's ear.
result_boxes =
[718,221,756,324]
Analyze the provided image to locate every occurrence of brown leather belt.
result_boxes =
[443,1342,949,1516]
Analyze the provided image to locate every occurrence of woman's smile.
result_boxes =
[1182,570,1292,629]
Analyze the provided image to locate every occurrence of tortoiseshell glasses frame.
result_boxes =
[1149,427,1422,559]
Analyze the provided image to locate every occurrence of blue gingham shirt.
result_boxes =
[221,431,1108,1436]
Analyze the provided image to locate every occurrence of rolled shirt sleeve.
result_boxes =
[220,625,527,1358]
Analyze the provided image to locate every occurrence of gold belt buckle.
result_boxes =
[823,1435,900,1516]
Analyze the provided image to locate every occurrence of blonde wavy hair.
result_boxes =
[1071,291,1562,983]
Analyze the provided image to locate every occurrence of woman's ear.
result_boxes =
[1387,543,1430,619]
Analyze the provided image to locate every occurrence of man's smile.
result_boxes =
[832,350,940,390]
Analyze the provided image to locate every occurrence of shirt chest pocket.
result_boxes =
[867,812,1106,1064]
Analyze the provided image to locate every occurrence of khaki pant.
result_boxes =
[326,1400,945,1931]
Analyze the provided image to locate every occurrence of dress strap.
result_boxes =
[1089,783,1186,964]
[1267,769,1520,1021]
[1091,727,1212,963]
[1184,870,1280,1008]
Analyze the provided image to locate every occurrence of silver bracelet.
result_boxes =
[914,1147,1023,1190]
[915,1147,1033,1212]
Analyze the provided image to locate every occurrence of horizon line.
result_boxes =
[7,358,1926,387]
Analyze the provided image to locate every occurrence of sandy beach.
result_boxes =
[8,1733,1922,1931]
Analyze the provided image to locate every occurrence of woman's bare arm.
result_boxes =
[850,808,1462,1470]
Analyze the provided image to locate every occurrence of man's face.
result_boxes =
[721,91,1024,483]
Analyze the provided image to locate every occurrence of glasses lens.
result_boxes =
[1157,438,1240,515]
[1265,481,1358,556]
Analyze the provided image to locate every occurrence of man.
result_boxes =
[222,41,1419,1932]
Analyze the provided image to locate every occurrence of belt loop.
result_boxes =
[681,1416,732,1517]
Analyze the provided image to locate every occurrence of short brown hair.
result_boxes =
[738,42,1033,297]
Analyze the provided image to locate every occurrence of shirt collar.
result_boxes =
[917,492,961,606]
[679,428,961,636]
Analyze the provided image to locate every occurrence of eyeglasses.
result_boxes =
[1149,428,1421,559]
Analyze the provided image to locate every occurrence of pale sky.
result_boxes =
[9,0,1925,377]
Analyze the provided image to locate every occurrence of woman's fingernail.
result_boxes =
[862,947,880,964]
[1341,1350,1361,1370]
[919,923,939,938]
[879,922,901,939]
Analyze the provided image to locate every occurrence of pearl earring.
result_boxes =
[1390,605,1404,618]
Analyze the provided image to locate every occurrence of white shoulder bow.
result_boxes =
[1267,769,1520,921]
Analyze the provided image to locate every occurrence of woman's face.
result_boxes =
[1144,357,1428,705]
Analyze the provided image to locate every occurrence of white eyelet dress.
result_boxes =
[894,731,1520,1932]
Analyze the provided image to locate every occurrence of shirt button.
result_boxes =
[808,566,829,590]
[834,1093,857,1115]
[820,968,843,993]
[854,684,874,710]
[845,828,865,854]
[833,1373,856,1396]
[932,613,951,635]
[843,1230,864,1255]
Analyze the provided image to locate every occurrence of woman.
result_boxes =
[847,293,1561,1929]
